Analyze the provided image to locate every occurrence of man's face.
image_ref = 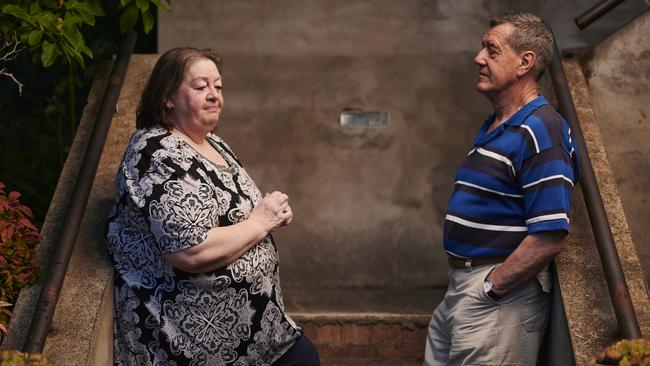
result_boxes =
[473,22,521,97]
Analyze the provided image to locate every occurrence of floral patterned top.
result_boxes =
[106,125,300,365]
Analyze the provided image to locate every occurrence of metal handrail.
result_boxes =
[22,31,137,354]
[575,0,628,29]
[548,39,642,339]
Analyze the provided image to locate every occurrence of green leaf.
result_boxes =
[62,22,84,48]
[142,9,153,34]
[77,10,94,25]
[64,13,87,26]
[18,32,29,43]
[60,41,85,67]
[27,30,42,46]
[41,40,58,67]
[33,12,57,31]
[2,5,30,20]
[151,0,171,12]
[119,3,138,33]
[81,1,105,16]
[135,0,149,12]
[68,1,104,23]
[120,0,133,8]
[29,3,41,15]
[79,43,92,58]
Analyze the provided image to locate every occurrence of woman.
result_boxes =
[106,48,320,366]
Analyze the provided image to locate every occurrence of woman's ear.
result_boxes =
[517,50,536,77]
[165,100,174,109]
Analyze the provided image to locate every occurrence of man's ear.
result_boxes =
[517,50,536,77]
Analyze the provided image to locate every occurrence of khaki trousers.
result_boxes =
[424,264,550,366]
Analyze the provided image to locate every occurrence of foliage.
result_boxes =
[590,339,650,366]
[118,0,170,35]
[0,350,53,366]
[0,182,40,343]
[0,0,159,222]
[1,0,105,69]
[0,0,169,93]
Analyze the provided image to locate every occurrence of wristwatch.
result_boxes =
[483,279,501,301]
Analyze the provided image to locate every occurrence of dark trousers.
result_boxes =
[272,335,321,366]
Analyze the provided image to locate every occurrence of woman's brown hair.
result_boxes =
[136,47,223,129]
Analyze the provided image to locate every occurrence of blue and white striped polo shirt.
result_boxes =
[443,96,579,259]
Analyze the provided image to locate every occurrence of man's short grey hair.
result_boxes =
[490,12,554,80]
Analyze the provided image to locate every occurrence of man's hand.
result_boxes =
[487,231,566,297]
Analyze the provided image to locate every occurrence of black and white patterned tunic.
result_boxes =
[106,125,301,365]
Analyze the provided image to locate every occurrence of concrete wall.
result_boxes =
[583,10,650,287]
[157,1,647,290]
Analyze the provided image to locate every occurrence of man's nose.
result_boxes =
[474,49,487,66]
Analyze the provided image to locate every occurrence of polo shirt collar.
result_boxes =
[502,95,548,127]
[475,95,548,146]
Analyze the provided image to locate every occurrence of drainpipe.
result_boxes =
[575,0,628,29]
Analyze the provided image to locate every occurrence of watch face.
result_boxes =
[483,280,492,293]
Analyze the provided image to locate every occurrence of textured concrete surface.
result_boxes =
[560,57,650,365]
[157,0,647,291]
[583,11,650,288]
[284,288,444,314]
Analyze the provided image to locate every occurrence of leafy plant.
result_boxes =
[1,0,103,68]
[118,0,170,35]
[0,350,53,366]
[0,182,40,343]
[0,0,169,92]
[590,339,650,366]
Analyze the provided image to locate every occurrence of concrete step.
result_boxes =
[284,288,444,362]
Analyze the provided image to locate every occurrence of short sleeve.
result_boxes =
[520,145,577,234]
[147,173,219,254]
[121,132,220,254]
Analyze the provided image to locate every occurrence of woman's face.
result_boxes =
[168,58,223,135]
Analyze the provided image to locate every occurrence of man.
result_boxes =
[424,12,579,366]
